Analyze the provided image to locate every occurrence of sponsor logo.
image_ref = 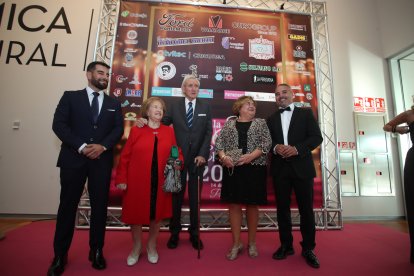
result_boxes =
[121,100,130,107]
[119,22,148,28]
[158,13,194,32]
[127,30,137,39]
[201,15,230,34]
[152,86,213,98]
[156,61,176,80]
[288,34,307,41]
[182,65,208,79]
[157,50,186,58]
[252,74,276,84]
[191,52,225,60]
[240,62,279,72]
[130,103,141,108]
[221,37,244,50]
[113,88,122,97]
[157,36,214,47]
[125,30,138,44]
[224,90,275,102]
[128,12,147,18]
[215,74,233,82]
[216,66,232,74]
[304,84,311,91]
[295,62,305,71]
[123,53,135,67]
[295,92,305,97]
[291,85,301,91]
[295,102,311,108]
[232,22,277,36]
[121,11,130,17]
[129,73,141,85]
[306,93,313,100]
[288,24,306,31]
[115,75,128,83]
[125,88,142,97]
[215,66,233,82]
[124,112,137,121]
[249,36,275,60]
[124,48,138,53]
[293,45,306,58]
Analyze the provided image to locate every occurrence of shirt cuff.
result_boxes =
[78,143,87,154]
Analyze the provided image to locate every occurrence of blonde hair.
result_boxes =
[232,96,256,116]
[140,97,166,119]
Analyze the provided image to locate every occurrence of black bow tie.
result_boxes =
[279,106,291,113]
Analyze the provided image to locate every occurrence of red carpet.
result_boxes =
[0,221,413,275]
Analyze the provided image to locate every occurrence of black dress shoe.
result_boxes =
[189,235,204,250]
[302,249,320,268]
[47,254,67,276]
[272,246,294,260]
[167,234,179,249]
[88,248,106,270]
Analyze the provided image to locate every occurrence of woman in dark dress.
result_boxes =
[116,97,183,265]
[215,96,271,260]
[384,105,414,264]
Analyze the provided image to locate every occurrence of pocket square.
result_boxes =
[107,109,116,111]
[198,114,206,116]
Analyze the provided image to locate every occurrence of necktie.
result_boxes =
[279,106,291,113]
[186,102,193,128]
[91,92,100,123]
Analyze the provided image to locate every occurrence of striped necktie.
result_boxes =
[186,102,193,128]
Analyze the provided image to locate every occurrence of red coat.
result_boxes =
[116,125,182,224]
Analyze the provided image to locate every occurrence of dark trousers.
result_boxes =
[404,147,414,261]
[53,162,111,256]
[169,163,202,237]
[273,163,316,250]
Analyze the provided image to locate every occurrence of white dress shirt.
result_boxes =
[280,103,295,145]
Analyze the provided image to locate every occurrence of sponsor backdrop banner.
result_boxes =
[110,1,322,208]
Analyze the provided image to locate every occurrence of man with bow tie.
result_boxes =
[266,84,323,269]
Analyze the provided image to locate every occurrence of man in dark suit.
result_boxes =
[138,75,212,249]
[267,84,322,269]
[48,61,123,275]
[163,75,212,250]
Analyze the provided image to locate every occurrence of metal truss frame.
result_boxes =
[76,0,342,231]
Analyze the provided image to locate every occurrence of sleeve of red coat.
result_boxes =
[115,126,138,184]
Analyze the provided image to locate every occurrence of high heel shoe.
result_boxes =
[127,247,141,266]
[226,243,243,261]
[147,246,159,264]
[248,243,258,258]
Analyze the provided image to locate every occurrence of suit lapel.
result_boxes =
[275,112,284,143]
[179,98,188,129]
[80,89,94,122]
[288,108,299,140]
[192,99,201,127]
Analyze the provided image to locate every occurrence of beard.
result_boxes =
[91,78,108,90]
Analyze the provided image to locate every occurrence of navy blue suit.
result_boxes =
[52,89,123,255]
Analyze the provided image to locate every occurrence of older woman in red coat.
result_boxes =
[116,97,183,265]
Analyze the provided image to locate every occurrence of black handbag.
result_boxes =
[162,146,182,193]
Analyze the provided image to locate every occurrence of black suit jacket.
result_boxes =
[162,98,212,163]
[267,107,322,179]
[52,89,124,169]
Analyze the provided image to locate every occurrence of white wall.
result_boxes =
[1,0,413,217]
[0,0,101,214]
[326,0,414,217]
